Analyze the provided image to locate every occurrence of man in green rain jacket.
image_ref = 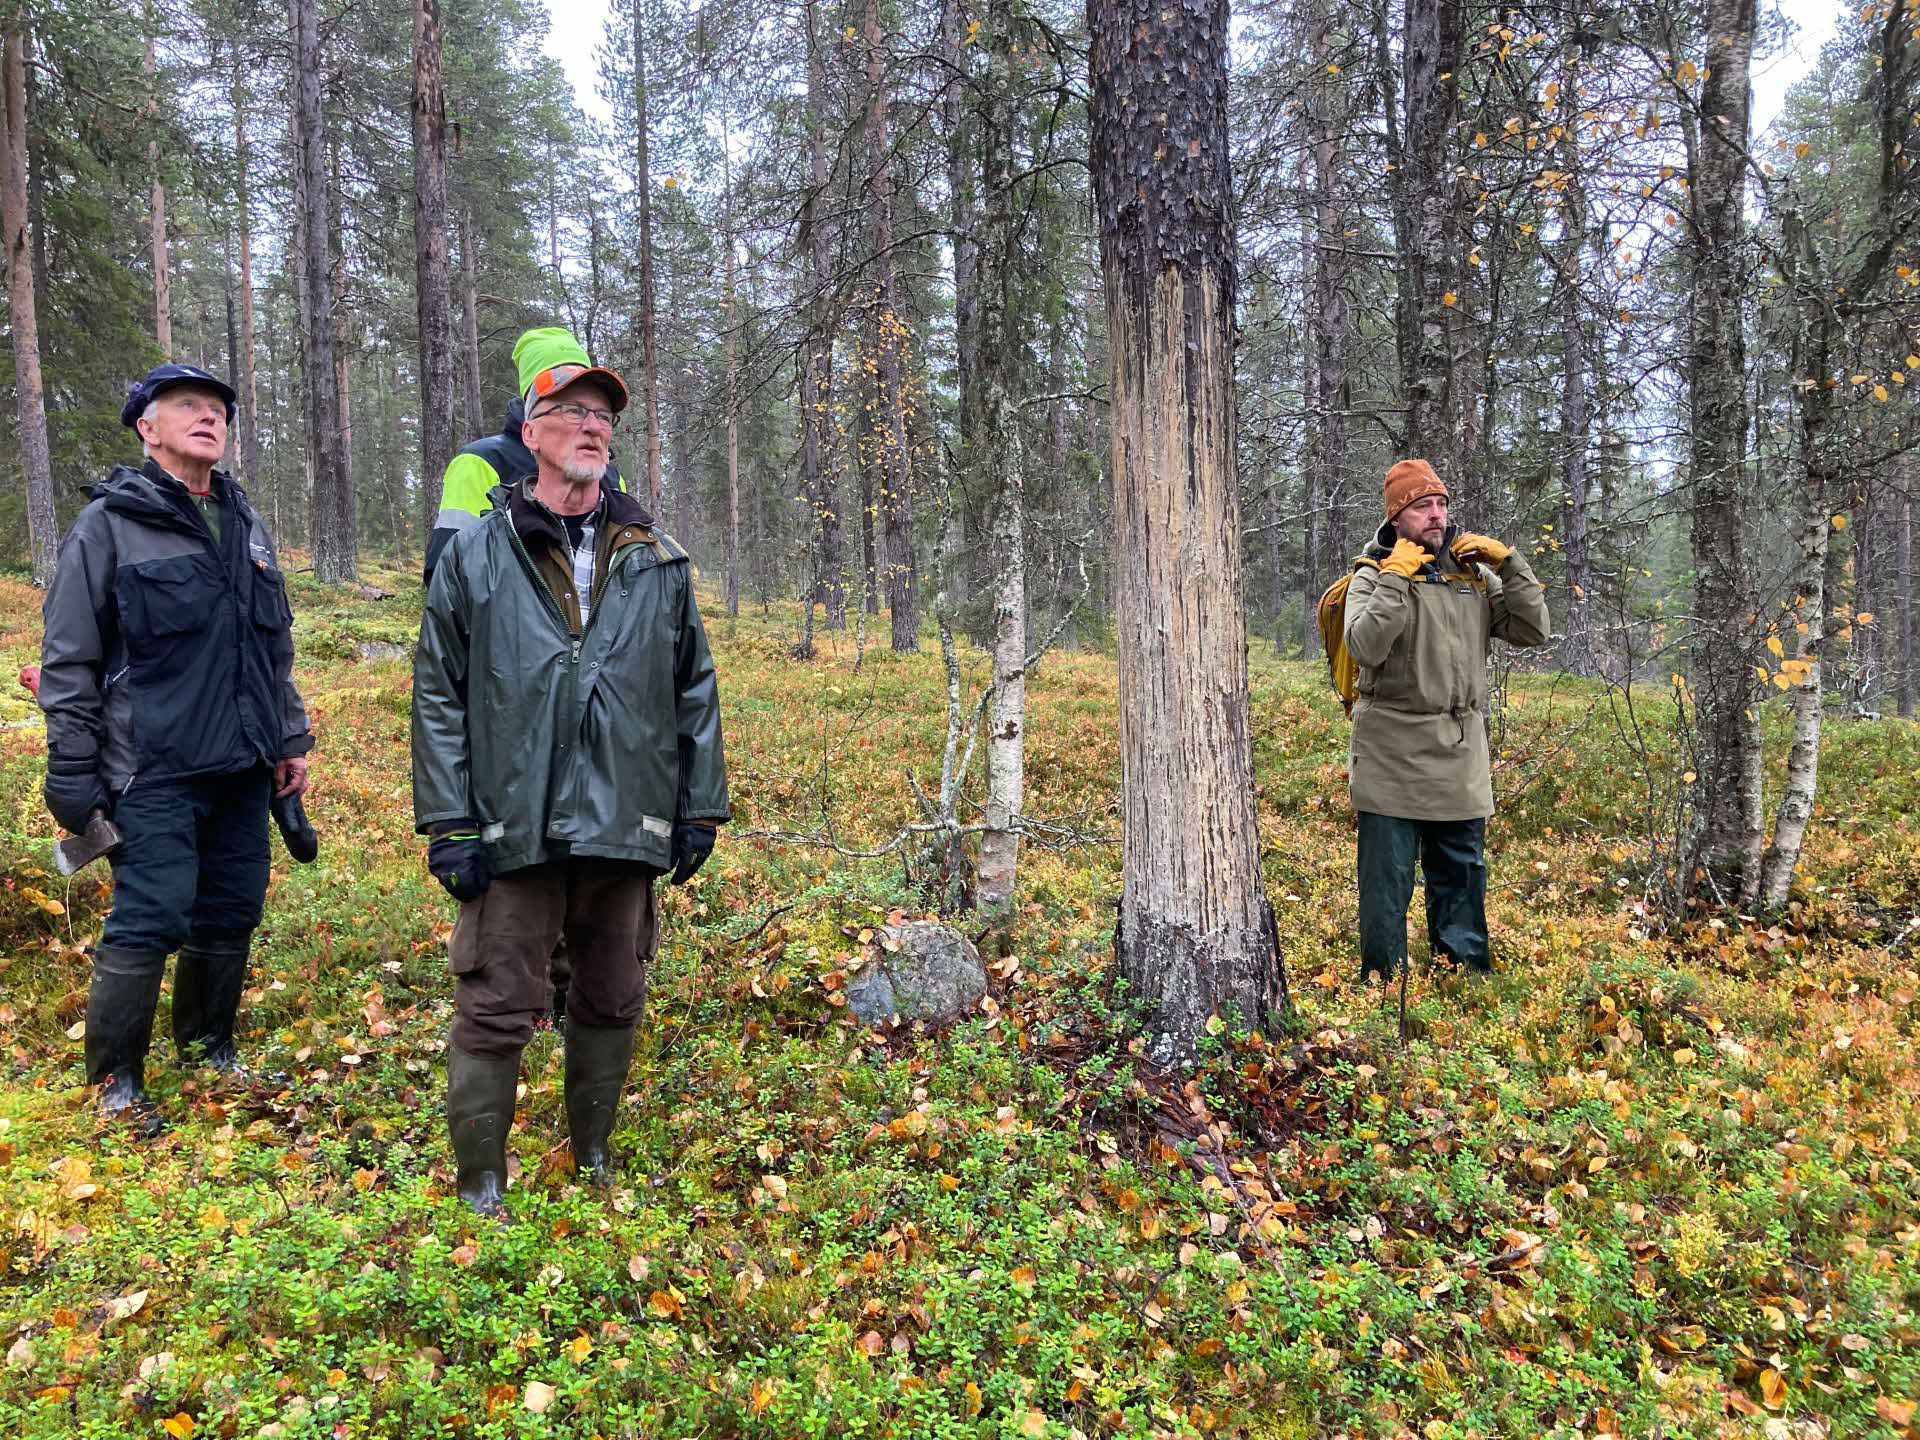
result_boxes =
[412,328,729,1216]
[1342,458,1550,982]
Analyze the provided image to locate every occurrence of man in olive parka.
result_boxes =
[412,329,728,1215]
[1342,458,1550,981]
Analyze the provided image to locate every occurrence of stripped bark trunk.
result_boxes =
[412,0,455,530]
[144,26,171,356]
[1681,0,1760,906]
[1090,0,1286,1063]
[633,0,663,516]
[1,25,55,585]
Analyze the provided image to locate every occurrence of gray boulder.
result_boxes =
[845,921,986,1027]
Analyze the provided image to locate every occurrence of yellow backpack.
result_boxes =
[1317,557,1380,716]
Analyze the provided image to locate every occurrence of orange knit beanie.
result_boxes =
[1383,458,1448,519]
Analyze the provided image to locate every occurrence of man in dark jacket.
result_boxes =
[40,363,315,1126]
[412,332,728,1217]
[1342,459,1550,981]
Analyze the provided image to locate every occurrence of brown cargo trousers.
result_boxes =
[450,858,657,1058]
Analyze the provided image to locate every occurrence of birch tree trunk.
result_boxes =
[1089,0,1285,1063]
[1682,0,1761,905]
[1,25,56,586]
[975,0,1023,912]
[412,0,455,526]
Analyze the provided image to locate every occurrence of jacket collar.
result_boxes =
[1364,519,1467,576]
[503,476,657,553]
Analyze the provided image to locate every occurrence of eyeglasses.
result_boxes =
[532,402,619,431]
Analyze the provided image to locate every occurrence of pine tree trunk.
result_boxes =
[1395,0,1463,468]
[329,133,356,563]
[940,0,977,613]
[1682,0,1761,905]
[295,0,351,583]
[1557,46,1593,674]
[801,0,844,631]
[459,207,483,440]
[1301,4,1348,657]
[413,0,455,531]
[2,26,56,585]
[233,63,262,493]
[144,28,171,357]
[633,0,664,517]
[721,113,741,618]
[861,0,918,650]
[1089,0,1286,1063]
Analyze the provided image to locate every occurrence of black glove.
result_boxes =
[44,757,108,835]
[271,790,319,864]
[428,828,494,902]
[669,821,715,886]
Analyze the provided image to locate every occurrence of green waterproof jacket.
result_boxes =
[1342,521,1551,821]
[411,480,729,874]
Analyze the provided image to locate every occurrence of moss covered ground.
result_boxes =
[0,567,1915,1439]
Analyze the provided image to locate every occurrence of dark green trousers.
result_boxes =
[1357,812,1489,979]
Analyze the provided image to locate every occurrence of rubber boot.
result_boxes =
[446,1047,519,1218]
[564,1022,636,1187]
[172,931,252,1071]
[84,946,168,1134]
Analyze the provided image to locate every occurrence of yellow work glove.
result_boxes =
[1380,536,1432,579]
[1451,532,1513,568]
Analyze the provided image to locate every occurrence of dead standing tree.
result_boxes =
[1089,0,1287,1063]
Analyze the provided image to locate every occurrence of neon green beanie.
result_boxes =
[511,327,629,412]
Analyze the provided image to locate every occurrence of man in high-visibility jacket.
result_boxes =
[423,327,626,587]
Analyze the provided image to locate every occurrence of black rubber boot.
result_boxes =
[564,1022,636,1187]
[172,931,252,1071]
[446,1047,519,1218]
[84,947,168,1134]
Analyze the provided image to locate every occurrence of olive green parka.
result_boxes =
[411,480,729,874]
[1342,521,1551,820]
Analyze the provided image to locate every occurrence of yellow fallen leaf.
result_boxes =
[567,1333,591,1364]
[1759,1366,1787,1410]
[162,1415,195,1439]
[1021,1410,1048,1437]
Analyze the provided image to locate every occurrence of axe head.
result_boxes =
[53,814,122,876]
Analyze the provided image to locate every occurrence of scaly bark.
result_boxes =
[1682,0,1760,905]
[1090,0,1286,1062]
[1,25,55,585]
[633,0,664,517]
[413,0,455,537]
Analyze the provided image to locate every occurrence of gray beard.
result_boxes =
[560,458,602,483]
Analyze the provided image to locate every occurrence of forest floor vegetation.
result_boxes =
[0,569,1914,1439]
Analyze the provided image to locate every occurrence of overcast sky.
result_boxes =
[540,0,1844,170]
